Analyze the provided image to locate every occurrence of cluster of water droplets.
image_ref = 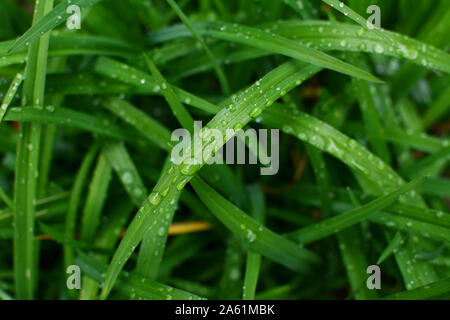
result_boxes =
[238,223,264,244]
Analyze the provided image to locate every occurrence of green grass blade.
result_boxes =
[289,177,426,244]
[0,72,23,123]
[4,106,137,141]
[242,251,261,300]
[422,86,450,129]
[102,141,179,280]
[337,226,378,300]
[39,222,104,253]
[377,232,404,265]
[321,0,395,45]
[78,152,113,299]
[102,141,147,206]
[191,176,319,271]
[306,145,332,217]
[384,129,448,153]
[383,278,450,300]
[13,0,53,299]
[76,251,205,300]
[79,152,112,242]
[135,193,179,280]
[64,144,99,270]
[348,54,391,164]
[151,21,450,73]
[400,147,450,179]
[275,20,450,73]
[0,186,13,210]
[217,236,245,299]
[101,97,172,151]
[0,287,12,300]
[283,0,317,19]
[37,56,66,199]
[8,0,106,53]
[143,53,194,132]
[369,214,450,243]
[166,0,230,95]
[149,22,382,82]
[242,184,265,300]
[94,57,219,114]
[81,200,134,300]
[0,34,138,68]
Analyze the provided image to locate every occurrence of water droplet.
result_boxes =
[249,107,262,118]
[161,186,170,197]
[357,43,367,50]
[149,192,162,205]
[122,171,133,184]
[227,104,235,112]
[233,123,243,131]
[436,211,444,218]
[387,221,395,227]
[180,162,201,175]
[375,44,384,54]
[246,229,257,242]
[226,267,239,281]
[408,49,418,59]
[176,177,190,190]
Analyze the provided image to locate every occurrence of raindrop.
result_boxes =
[176,177,190,190]
[180,162,201,175]
[375,44,384,54]
[122,171,133,184]
[249,107,262,118]
[357,43,367,50]
[246,229,257,243]
[233,123,243,131]
[161,186,170,197]
[149,192,162,205]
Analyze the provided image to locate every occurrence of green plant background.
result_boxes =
[0,0,449,300]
